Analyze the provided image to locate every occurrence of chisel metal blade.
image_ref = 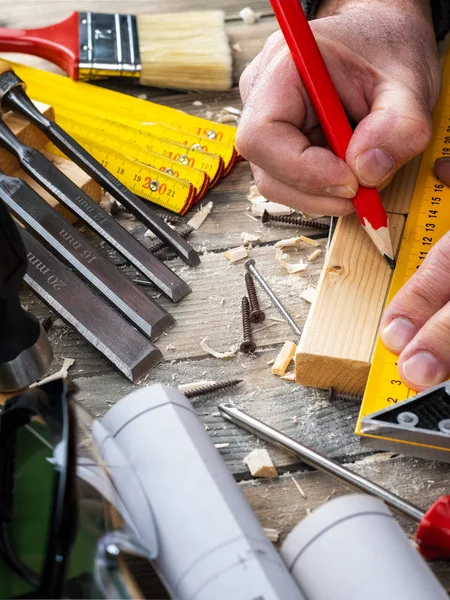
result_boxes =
[0,171,174,340]
[0,81,200,267]
[22,229,163,382]
[0,118,190,302]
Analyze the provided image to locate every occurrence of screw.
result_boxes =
[328,387,363,403]
[110,200,130,216]
[244,259,302,337]
[147,226,193,254]
[184,379,243,399]
[245,272,265,323]
[240,296,256,353]
[41,315,53,332]
[261,210,329,230]
[156,212,183,225]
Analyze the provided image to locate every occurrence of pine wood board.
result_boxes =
[295,212,405,394]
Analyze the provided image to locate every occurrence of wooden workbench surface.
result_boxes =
[5,0,450,592]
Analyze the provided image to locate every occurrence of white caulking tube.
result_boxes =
[281,494,447,600]
[98,384,305,600]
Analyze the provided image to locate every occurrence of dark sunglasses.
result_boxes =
[0,379,78,599]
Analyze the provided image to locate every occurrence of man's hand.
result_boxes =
[236,0,440,216]
[380,158,450,391]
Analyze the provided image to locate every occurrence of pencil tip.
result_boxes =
[383,254,396,269]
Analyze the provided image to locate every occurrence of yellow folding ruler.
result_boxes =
[356,48,450,457]
[10,62,238,214]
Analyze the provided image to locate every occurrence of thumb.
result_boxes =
[435,158,450,187]
[346,84,432,187]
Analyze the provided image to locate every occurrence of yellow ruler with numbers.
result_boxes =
[8,61,237,214]
[356,47,450,455]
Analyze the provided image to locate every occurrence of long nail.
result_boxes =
[356,148,394,186]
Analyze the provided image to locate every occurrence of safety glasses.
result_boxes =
[0,379,78,599]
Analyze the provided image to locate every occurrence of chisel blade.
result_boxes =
[0,118,190,302]
[2,85,200,267]
[0,171,174,340]
[22,229,162,382]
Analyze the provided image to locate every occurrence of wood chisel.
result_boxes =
[0,198,53,391]
[22,229,163,382]
[0,171,174,340]
[0,114,191,301]
[0,62,200,266]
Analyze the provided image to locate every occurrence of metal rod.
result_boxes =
[218,403,425,523]
[244,259,302,337]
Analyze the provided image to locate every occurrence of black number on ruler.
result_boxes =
[390,380,402,385]
[425,223,436,231]
[422,236,432,246]
[387,397,398,404]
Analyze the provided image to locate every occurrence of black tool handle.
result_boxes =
[0,199,40,363]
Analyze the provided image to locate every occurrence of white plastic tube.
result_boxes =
[281,494,447,600]
[99,384,305,600]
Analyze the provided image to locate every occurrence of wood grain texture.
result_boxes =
[295,213,405,394]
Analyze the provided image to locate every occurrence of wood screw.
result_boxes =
[110,200,130,215]
[328,387,363,403]
[261,210,329,230]
[240,296,256,353]
[245,272,265,323]
[156,212,184,225]
[147,226,194,254]
[183,379,243,399]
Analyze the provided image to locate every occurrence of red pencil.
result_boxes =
[268,0,395,267]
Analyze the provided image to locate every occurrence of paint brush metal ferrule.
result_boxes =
[78,12,142,80]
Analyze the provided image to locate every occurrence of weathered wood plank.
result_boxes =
[241,455,450,586]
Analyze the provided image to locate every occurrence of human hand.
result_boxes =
[236,0,440,216]
[380,158,450,391]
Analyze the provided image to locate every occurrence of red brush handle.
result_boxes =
[0,12,80,79]
[269,0,388,230]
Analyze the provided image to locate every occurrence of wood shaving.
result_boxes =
[187,201,213,230]
[241,232,260,244]
[272,341,297,376]
[247,184,260,199]
[264,528,280,543]
[192,100,203,106]
[200,337,238,359]
[216,112,238,124]
[292,476,307,499]
[299,235,319,247]
[232,42,242,52]
[33,357,75,387]
[267,359,275,366]
[166,343,176,350]
[300,287,317,304]
[252,202,292,217]
[275,236,304,249]
[276,249,307,274]
[281,373,296,382]
[224,246,248,263]
[214,442,230,449]
[223,106,242,116]
[307,248,322,261]
[178,380,215,393]
[239,6,259,24]
[244,212,259,223]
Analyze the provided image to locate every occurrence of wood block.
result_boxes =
[0,102,53,175]
[272,341,296,376]
[1,105,102,223]
[12,152,102,224]
[295,213,405,394]
[243,448,278,478]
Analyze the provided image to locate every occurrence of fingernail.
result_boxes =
[402,352,446,388]
[324,185,357,199]
[434,157,450,184]
[381,318,416,354]
[356,148,394,186]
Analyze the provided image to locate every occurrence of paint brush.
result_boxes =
[0,10,232,91]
